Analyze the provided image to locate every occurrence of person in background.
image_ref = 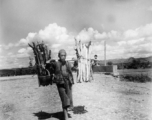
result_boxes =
[94,54,98,66]
[54,49,74,120]
[92,55,98,67]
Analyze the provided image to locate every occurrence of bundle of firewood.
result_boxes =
[75,39,94,83]
[28,41,52,86]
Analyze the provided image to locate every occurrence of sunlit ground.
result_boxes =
[0,73,152,120]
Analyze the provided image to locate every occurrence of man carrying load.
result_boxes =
[54,49,74,120]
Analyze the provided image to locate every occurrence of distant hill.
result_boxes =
[145,56,152,62]
[98,56,152,65]
[99,58,126,65]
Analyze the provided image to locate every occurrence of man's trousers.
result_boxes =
[56,80,73,109]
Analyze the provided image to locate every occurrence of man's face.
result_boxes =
[59,52,66,62]
[94,56,97,59]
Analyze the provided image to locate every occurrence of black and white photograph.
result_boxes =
[0,0,152,120]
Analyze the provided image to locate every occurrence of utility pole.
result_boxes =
[104,40,107,66]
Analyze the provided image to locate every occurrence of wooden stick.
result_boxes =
[32,42,40,64]
[41,41,46,63]
[48,50,51,60]
[44,45,49,61]
[28,43,41,75]
[37,44,45,65]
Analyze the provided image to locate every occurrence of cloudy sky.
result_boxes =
[0,0,152,69]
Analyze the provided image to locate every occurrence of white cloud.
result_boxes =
[16,53,30,58]
[27,23,73,46]
[15,23,76,59]
[16,38,28,47]
[76,28,107,43]
[18,48,26,53]
[148,6,152,11]
[1,22,152,69]
[52,44,61,48]
[108,30,121,39]
[124,23,152,39]
[124,29,138,39]
[94,32,107,40]
[3,43,14,50]
[17,47,33,59]
[12,23,152,59]
[7,52,13,55]
[117,41,126,46]
[0,47,2,54]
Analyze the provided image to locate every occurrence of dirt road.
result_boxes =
[0,74,152,120]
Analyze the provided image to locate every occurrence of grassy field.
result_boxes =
[118,68,152,77]
[118,68,152,82]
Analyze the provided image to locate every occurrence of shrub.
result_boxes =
[120,74,151,83]
[107,61,113,66]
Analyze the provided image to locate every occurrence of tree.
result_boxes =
[29,57,33,67]
[107,61,113,66]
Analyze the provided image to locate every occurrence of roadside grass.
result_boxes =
[120,74,151,83]
[118,68,152,83]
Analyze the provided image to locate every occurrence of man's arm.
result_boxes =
[67,61,74,84]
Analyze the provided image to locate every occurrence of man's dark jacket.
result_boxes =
[54,60,74,84]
